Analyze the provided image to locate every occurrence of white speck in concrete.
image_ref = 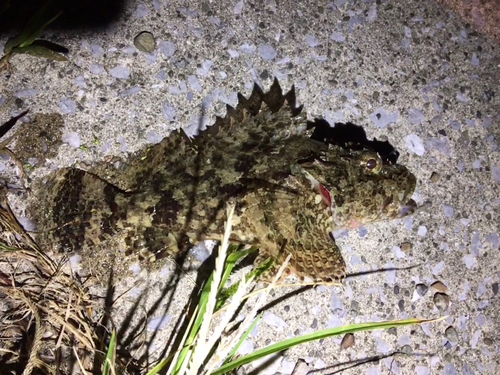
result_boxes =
[73,75,87,88]
[239,42,256,54]
[330,31,345,42]
[407,107,425,124]
[417,225,427,236]
[405,134,425,156]
[119,86,141,97]
[259,44,277,60]
[147,315,172,330]
[227,49,239,58]
[305,34,318,47]
[463,254,476,269]
[442,205,454,217]
[128,262,141,275]
[367,4,377,21]
[415,366,430,375]
[161,101,176,121]
[18,216,35,231]
[233,0,244,14]
[196,60,213,76]
[89,63,104,74]
[369,107,398,128]
[237,339,254,355]
[109,66,130,79]
[187,75,202,91]
[14,89,38,98]
[491,166,500,182]
[62,132,80,148]
[136,3,149,17]
[262,311,287,331]
[432,261,444,275]
[456,92,468,102]
[158,41,176,57]
[89,44,104,58]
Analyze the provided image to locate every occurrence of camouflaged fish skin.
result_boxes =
[32,79,416,281]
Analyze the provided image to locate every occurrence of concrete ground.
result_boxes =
[1,0,499,374]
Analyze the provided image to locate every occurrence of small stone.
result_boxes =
[433,292,450,312]
[401,345,412,355]
[431,281,448,292]
[400,242,411,252]
[492,282,498,295]
[483,337,493,346]
[134,31,156,52]
[430,172,440,183]
[445,326,459,343]
[416,283,429,297]
[292,360,310,375]
[340,333,355,349]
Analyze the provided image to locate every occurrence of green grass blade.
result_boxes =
[12,44,67,61]
[218,246,257,295]
[211,317,445,375]
[102,330,116,375]
[17,2,61,48]
[223,313,262,366]
[215,256,273,311]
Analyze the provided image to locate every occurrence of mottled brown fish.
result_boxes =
[31,79,416,281]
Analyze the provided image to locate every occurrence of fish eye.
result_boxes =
[366,158,378,170]
[360,152,382,173]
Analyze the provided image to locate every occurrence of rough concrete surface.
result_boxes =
[1,0,499,374]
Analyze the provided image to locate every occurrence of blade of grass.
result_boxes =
[102,330,116,375]
[17,3,62,48]
[211,316,446,375]
[222,313,262,366]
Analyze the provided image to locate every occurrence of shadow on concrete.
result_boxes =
[0,0,127,37]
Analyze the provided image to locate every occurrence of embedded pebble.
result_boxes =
[134,31,156,52]
[430,172,440,183]
[401,345,412,355]
[291,360,310,375]
[415,284,429,297]
[433,293,450,312]
[431,281,447,292]
[483,337,493,346]
[445,326,458,343]
[340,333,355,349]
[400,242,411,252]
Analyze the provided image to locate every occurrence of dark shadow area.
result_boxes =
[318,350,435,374]
[0,0,127,37]
[308,119,400,165]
